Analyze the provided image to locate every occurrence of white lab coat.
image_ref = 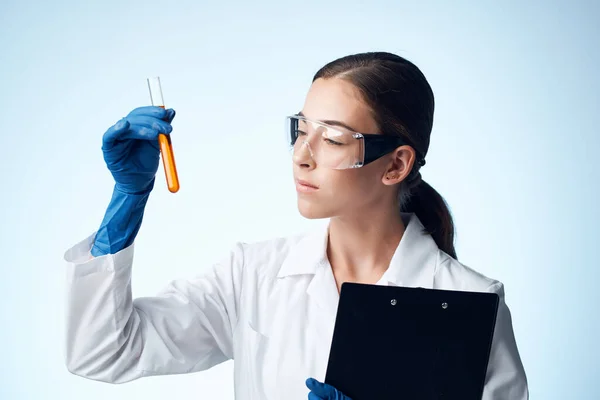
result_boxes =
[63,213,528,399]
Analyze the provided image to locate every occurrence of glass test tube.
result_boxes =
[147,77,180,193]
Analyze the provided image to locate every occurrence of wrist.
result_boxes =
[115,177,156,196]
[91,184,152,256]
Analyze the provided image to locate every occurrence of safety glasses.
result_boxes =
[285,114,425,170]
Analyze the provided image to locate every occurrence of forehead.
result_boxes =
[301,77,378,133]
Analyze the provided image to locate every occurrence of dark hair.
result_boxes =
[313,52,457,259]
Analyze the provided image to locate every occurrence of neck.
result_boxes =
[326,206,405,283]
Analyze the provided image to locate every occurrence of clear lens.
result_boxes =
[285,116,365,169]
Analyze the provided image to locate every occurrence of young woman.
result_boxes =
[64,52,528,399]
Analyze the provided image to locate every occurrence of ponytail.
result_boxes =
[401,180,457,259]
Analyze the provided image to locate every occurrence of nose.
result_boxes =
[292,140,316,169]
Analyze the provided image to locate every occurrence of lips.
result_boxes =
[296,179,319,189]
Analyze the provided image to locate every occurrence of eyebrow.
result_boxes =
[297,111,359,132]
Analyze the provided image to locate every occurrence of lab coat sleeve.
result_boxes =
[63,231,244,384]
[482,282,529,399]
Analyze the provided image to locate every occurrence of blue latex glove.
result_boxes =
[90,185,154,256]
[90,106,176,256]
[102,106,175,194]
[306,378,353,400]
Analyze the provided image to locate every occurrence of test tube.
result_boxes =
[147,76,180,193]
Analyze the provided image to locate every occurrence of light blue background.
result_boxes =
[1,0,598,398]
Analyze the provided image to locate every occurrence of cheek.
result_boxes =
[324,171,378,207]
[295,169,384,219]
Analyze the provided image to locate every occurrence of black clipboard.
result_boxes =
[324,283,499,400]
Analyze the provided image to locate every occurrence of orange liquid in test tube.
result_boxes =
[147,77,180,193]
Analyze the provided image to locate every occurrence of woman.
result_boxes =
[64,52,528,399]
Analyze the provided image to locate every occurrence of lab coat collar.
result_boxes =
[277,213,439,289]
[380,213,439,288]
[277,223,330,278]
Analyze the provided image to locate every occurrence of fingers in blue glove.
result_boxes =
[127,105,168,118]
[164,108,176,123]
[125,115,173,134]
[306,378,334,397]
[306,378,351,400]
[102,119,157,148]
[103,113,174,147]
[127,106,176,123]
[308,392,324,400]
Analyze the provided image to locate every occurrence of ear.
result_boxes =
[381,145,416,186]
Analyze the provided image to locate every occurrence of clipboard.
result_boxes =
[324,283,499,400]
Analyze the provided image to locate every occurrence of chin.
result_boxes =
[297,199,333,219]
